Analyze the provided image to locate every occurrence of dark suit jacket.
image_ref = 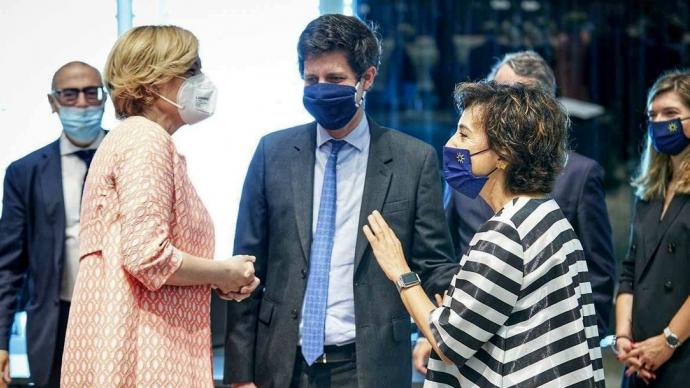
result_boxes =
[0,140,66,386]
[445,151,615,334]
[618,194,690,387]
[224,119,455,388]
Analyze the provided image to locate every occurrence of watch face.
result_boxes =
[665,328,680,346]
[400,272,420,286]
[402,272,417,284]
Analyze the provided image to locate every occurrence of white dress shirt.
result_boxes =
[59,130,105,301]
[299,115,370,346]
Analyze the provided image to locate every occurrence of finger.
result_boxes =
[218,291,243,301]
[626,348,642,358]
[624,366,637,377]
[373,211,395,241]
[638,368,655,381]
[413,356,427,375]
[2,367,10,384]
[434,293,444,307]
[362,225,377,244]
[370,212,389,239]
[244,255,256,263]
[239,277,260,294]
[367,214,383,236]
[621,355,643,369]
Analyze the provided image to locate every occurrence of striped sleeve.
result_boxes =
[429,220,524,367]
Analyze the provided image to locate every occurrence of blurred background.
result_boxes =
[1,0,689,386]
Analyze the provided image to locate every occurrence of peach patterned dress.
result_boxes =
[61,116,215,387]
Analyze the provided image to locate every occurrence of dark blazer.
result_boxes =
[445,151,615,334]
[224,119,455,388]
[619,194,690,387]
[0,140,65,386]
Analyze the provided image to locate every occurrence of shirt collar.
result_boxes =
[60,129,106,156]
[316,114,369,152]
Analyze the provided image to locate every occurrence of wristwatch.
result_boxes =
[396,272,421,292]
[664,327,681,349]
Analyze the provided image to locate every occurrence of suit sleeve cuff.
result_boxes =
[617,281,633,295]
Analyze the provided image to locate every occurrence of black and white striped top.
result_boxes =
[426,198,605,388]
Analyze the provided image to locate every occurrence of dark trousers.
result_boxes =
[290,349,358,388]
[38,301,70,388]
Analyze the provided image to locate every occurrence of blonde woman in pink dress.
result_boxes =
[60,25,259,387]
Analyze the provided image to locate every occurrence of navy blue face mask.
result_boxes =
[443,146,496,199]
[648,117,690,155]
[303,82,362,130]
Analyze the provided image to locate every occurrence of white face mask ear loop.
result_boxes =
[354,78,367,108]
[156,91,184,110]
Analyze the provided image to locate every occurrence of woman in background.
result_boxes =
[61,25,259,387]
[615,69,690,386]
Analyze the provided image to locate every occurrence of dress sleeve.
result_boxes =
[429,219,524,367]
[115,125,183,291]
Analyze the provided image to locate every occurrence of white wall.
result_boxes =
[0,0,319,258]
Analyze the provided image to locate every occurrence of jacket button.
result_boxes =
[300,269,307,279]
[668,243,675,254]
[664,281,673,292]
[291,309,299,319]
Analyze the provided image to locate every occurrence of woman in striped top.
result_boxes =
[363,81,605,387]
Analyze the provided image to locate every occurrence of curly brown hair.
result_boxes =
[454,81,570,195]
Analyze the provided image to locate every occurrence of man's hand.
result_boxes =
[231,382,257,388]
[0,350,10,388]
[413,338,432,374]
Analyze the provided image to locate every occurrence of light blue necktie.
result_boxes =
[301,139,346,365]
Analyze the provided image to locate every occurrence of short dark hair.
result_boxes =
[454,81,569,195]
[297,14,382,79]
[487,50,557,96]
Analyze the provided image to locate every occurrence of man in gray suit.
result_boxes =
[224,14,454,388]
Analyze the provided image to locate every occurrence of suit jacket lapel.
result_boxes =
[291,123,317,264]
[354,118,393,274]
[638,195,690,282]
[40,140,65,269]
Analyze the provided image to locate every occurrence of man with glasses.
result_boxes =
[0,61,107,388]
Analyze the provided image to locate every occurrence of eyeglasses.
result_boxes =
[52,86,106,106]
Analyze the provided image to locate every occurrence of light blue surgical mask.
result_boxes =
[58,105,104,145]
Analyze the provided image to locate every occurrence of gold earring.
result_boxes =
[496,160,507,170]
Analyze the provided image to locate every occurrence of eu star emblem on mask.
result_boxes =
[456,152,465,163]
[668,122,678,132]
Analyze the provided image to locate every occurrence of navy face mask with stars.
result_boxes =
[442,146,495,199]
[648,117,690,155]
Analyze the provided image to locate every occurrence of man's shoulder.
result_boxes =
[563,151,600,174]
[260,122,315,147]
[373,123,436,158]
[7,140,59,172]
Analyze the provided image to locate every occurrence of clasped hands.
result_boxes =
[617,334,674,384]
[213,255,260,302]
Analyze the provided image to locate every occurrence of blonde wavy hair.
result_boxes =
[632,69,690,200]
[104,25,198,118]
